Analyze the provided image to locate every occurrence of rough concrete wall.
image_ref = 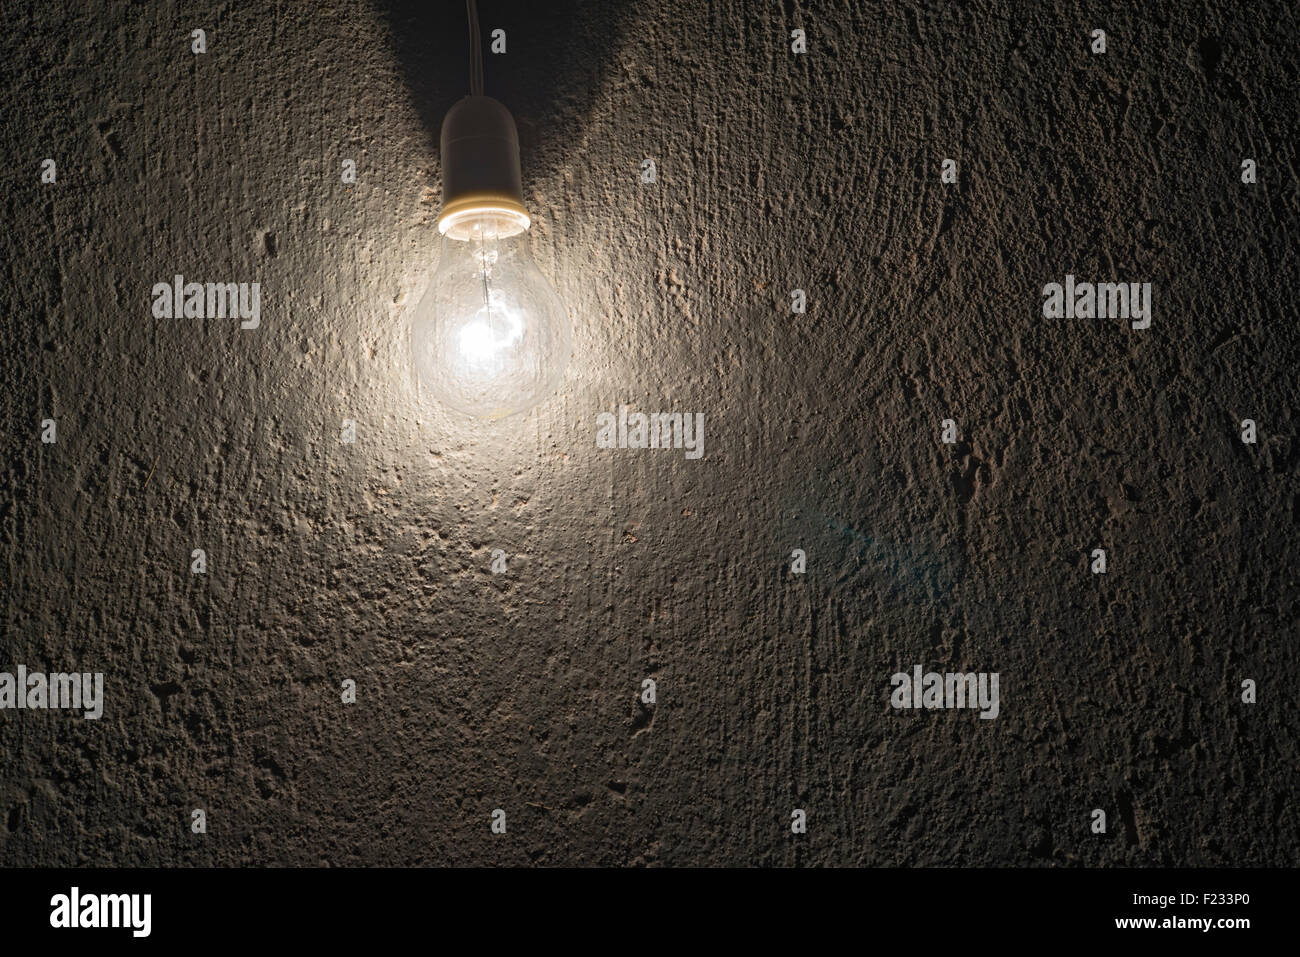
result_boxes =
[1,0,1296,866]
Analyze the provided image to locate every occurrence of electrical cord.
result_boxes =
[467,0,484,96]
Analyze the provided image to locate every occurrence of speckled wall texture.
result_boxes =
[1,0,1297,866]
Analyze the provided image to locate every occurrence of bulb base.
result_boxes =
[437,96,530,240]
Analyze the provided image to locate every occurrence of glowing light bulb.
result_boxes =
[410,95,571,420]
[411,212,569,419]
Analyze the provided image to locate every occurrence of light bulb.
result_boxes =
[411,95,571,419]
[411,212,569,419]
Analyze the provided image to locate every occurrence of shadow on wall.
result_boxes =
[370,0,632,182]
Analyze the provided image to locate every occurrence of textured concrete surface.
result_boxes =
[1,0,1297,866]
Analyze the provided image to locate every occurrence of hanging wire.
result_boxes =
[467,0,484,96]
